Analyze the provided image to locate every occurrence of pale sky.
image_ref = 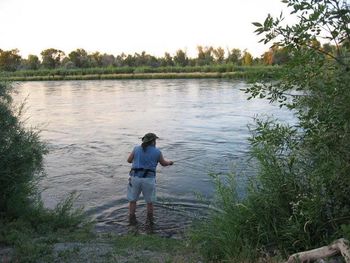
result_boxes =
[0,0,291,58]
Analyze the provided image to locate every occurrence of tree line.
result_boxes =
[0,46,256,71]
[0,45,292,72]
[1,42,343,72]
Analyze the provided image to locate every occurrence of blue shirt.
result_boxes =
[131,145,161,177]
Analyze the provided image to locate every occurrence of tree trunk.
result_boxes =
[287,238,350,263]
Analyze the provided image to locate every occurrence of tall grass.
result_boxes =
[0,65,281,81]
[191,172,261,262]
[192,116,350,262]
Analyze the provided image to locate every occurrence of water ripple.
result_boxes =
[15,79,295,235]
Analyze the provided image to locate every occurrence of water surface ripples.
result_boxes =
[16,79,295,235]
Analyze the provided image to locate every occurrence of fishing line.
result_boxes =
[41,128,70,135]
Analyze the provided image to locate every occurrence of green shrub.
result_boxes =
[191,173,259,261]
[0,81,47,218]
[0,81,87,226]
[193,0,350,261]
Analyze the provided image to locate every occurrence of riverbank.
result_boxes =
[0,219,202,262]
[0,65,280,81]
[1,72,240,81]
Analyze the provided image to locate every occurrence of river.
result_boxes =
[15,79,295,236]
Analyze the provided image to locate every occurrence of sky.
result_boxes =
[0,0,292,58]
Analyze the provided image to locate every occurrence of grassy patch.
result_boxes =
[1,208,201,263]
[189,172,286,262]
[0,66,281,81]
[0,218,94,262]
[107,234,201,263]
[0,222,201,263]
[0,193,94,262]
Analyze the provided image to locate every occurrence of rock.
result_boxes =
[0,246,14,263]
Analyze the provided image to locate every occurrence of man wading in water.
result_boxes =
[127,133,173,226]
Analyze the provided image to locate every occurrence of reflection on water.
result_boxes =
[15,79,294,235]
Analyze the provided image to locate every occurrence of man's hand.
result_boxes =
[159,154,174,166]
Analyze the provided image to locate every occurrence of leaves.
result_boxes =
[0,82,47,218]
[242,0,350,257]
[252,22,263,27]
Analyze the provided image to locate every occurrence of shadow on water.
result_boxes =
[89,197,211,238]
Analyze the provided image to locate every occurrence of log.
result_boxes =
[287,238,350,263]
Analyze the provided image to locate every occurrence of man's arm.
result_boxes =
[127,150,134,163]
[159,153,174,166]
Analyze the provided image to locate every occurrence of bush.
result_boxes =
[0,81,47,218]
[0,82,87,228]
[191,173,260,261]
[193,0,350,261]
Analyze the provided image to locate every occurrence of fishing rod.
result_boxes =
[171,154,202,163]
[41,128,70,135]
[171,157,190,163]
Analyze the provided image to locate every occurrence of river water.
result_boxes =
[15,79,294,236]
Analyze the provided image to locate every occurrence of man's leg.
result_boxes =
[143,178,155,231]
[143,178,156,219]
[129,201,137,215]
[145,202,154,233]
[129,201,137,225]
[127,177,141,226]
[146,202,153,218]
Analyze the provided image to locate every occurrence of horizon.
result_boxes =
[3,45,267,60]
[0,0,292,59]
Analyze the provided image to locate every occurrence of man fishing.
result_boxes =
[127,132,173,226]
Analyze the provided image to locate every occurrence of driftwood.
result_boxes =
[287,238,350,263]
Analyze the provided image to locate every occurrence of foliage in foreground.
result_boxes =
[0,194,89,262]
[0,81,47,218]
[0,81,89,261]
[192,0,350,261]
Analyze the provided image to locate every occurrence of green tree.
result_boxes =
[274,47,290,64]
[68,48,89,68]
[247,0,350,254]
[145,54,160,67]
[263,45,290,65]
[134,51,146,67]
[88,51,103,67]
[194,0,350,261]
[226,48,242,65]
[212,47,225,64]
[40,48,65,69]
[262,49,274,65]
[123,54,136,67]
[115,53,126,67]
[321,43,338,59]
[26,54,41,70]
[196,46,214,66]
[100,53,115,67]
[173,49,188,67]
[160,52,174,67]
[242,50,253,66]
[0,49,22,71]
[133,51,159,67]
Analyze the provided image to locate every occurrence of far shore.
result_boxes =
[0,70,278,82]
[0,72,239,81]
